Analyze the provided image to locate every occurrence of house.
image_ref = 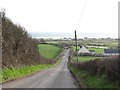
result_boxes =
[78,46,91,55]
[104,49,120,55]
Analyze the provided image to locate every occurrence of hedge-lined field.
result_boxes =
[38,44,62,59]
[72,46,104,54]
[73,56,96,62]
[88,48,104,54]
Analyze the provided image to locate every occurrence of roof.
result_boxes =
[78,46,91,54]
[104,49,120,53]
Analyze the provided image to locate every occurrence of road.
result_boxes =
[2,49,79,88]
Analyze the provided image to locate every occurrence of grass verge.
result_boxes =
[1,64,52,83]
[1,49,64,84]
[68,64,118,88]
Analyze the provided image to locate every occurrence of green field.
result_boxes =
[73,56,96,62]
[72,46,80,51]
[38,44,62,59]
[88,48,104,54]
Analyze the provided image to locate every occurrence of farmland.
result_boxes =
[72,46,104,54]
[46,39,118,48]
[88,47,104,54]
[69,42,119,88]
[38,44,62,59]
[73,56,96,62]
[72,46,104,62]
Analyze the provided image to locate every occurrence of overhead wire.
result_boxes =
[76,0,88,30]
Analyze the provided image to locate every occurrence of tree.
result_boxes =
[39,38,46,44]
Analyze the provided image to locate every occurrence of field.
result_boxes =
[73,56,96,62]
[71,46,80,51]
[38,44,62,59]
[72,46,104,54]
[72,46,103,62]
[88,48,104,54]
[46,39,118,48]
[72,46,104,53]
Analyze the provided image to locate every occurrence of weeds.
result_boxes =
[1,64,52,83]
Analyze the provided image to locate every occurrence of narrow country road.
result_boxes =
[2,49,79,88]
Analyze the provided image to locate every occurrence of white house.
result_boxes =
[78,46,91,55]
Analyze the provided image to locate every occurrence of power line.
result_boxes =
[74,0,88,65]
[76,0,88,30]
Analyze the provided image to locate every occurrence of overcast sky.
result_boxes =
[0,0,119,38]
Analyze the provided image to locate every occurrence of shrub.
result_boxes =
[71,56,119,84]
[1,12,53,68]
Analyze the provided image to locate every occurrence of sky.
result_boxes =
[0,0,119,38]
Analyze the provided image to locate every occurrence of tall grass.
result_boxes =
[1,64,52,83]
[1,49,63,84]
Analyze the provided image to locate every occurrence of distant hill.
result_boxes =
[29,32,117,39]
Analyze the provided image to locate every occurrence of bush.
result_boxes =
[2,12,53,68]
[71,56,119,84]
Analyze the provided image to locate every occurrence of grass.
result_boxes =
[68,64,118,88]
[38,44,62,59]
[73,56,96,62]
[88,48,104,54]
[1,49,64,84]
[72,46,80,51]
[0,69,2,83]
[0,44,63,83]
[1,57,63,83]
[109,42,119,48]
[1,64,52,83]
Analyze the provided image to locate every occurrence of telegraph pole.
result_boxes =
[75,30,78,66]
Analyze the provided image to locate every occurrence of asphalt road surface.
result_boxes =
[2,49,79,88]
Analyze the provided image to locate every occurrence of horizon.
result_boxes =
[29,32,118,39]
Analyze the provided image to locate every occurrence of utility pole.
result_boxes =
[75,30,78,66]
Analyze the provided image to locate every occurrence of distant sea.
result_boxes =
[29,32,118,39]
